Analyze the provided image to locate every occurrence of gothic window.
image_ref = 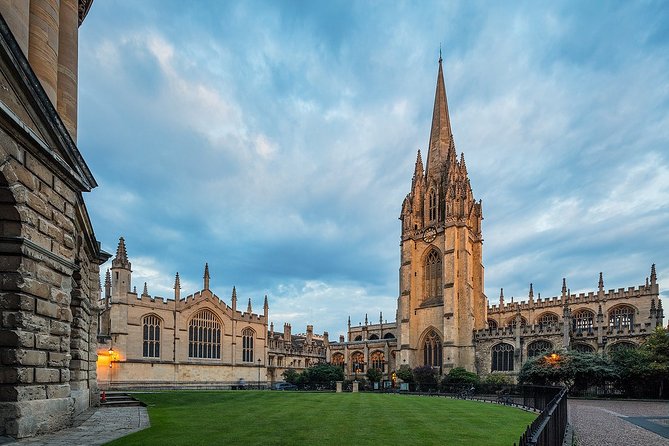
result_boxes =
[527,340,553,358]
[369,334,379,340]
[487,319,498,330]
[142,315,161,358]
[354,335,362,341]
[506,316,527,328]
[608,306,635,329]
[242,328,254,363]
[424,250,443,301]
[383,333,396,339]
[571,343,595,353]
[609,341,636,352]
[371,351,385,372]
[188,309,221,359]
[572,310,595,332]
[422,330,442,368]
[491,343,514,372]
[351,351,365,373]
[332,353,345,370]
[428,189,437,221]
[537,313,559,326]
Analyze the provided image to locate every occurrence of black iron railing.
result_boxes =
[516,387,568,446]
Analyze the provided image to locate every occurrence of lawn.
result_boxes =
[106,391,536,446]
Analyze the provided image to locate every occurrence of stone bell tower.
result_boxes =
[397,56,487,373]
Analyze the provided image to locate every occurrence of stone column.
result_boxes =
[336,381,342,393]
[0,0,31,56]
[29,0,60,107]
[56,0,78,140]
[352,381,359,393]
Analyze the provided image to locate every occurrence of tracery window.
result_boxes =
[425,250,443,301]
[242,328,254,363]
[332,353,345,370]
[506,316,527,328]
[383,333,396,339]
[428,190,437,221]
[188,309,221,359]
[609,306,635,329]
[571,343,594,353]
[351,351,365,373]
[572,310,595,332]
[354,335,362,341]
[423,330,442,368]
[142,315,161,358]
[369,334,379,340]
[537,313,559,326]
[491,343,514,372]
[527,340,553,358]
[371,351,385,372]
[609,341,636,352]
[487,319,498,330]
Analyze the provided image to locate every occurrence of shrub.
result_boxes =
[413,365,439,391]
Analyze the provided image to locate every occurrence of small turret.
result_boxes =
[174,272,181,300]
[283,323,291,343]
[306,325,313,344]
[499,288,504,307]
[203,263,210,290]
[142,282,149,297]
[598,272,605,300]
[247,298,252,314]
[657,299,664,327]
[111,237,132,297]
[323,331,329,347]
[650,298,657,319]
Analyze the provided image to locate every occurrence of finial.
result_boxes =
[203,263,210,290]
[499,288,504,306]
[348,316,351,327]
[365,313,368,325]
[232,286,237,300]
[561,278,567,295]
[264,294,269,309]
[529,283,534,298]
[598,272,604,292]
[112,236,131,269]
[133,286,137,293]
[439,43,442,63]
[651,264,657,285]
[380,311,383,324]
[174,272,181,299]
[142,282,148,296]
[247,298,252,313]
[105,269,111,287]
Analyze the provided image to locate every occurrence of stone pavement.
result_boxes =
[568,399,669,446]
[0,406,149,446]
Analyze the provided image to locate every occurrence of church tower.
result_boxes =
[397,56,487,373]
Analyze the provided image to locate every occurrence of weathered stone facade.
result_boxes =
[331,59,663,382]
[97,238,328,388]
[0,3,106,439]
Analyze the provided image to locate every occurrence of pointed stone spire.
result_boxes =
[499,288,504,307]
[413,149,424,185]
[657,299,664,326]
[104,269,111,299]
[203,263,210,290]
[231,286,237,311]
[247,297,252,313]
[379,311,383,324]
[426,54,455,178]
[174,272,181,300]
[263,295,269,317]
[528,283,534,304]
[364,313,368,326]
[561,278,567,297]
[651,264,657,285]
[347,316,351,328]
[112,237,131,269]
[142,282,148,297]
[597,272,604,292]
[460,152,467,175]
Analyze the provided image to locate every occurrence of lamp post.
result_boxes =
[257,358,261,390]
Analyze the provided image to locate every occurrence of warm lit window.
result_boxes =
[491,343,514,372]
[188,309,221,359]
[527,340,552,358]
[242,328,254,362]
[332,353,345,370]
[351,351,365,373]
[142,315,160,358]
[371,351,385,372]
[425,250,443,301]
[423,330,442,368]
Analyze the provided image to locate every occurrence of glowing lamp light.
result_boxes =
[550,353,559,361]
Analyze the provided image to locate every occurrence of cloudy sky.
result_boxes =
[77,1,669,338]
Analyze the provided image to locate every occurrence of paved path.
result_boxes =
[568,399,669,446]
[0,406,149,446]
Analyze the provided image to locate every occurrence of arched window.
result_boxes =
[571,343,595,353]
[242,328,254,362]
[425,250,443,301]
[353,335,362,341]
[609,306,635,329]
[369,334,379,340]
[351,351,365,373]
[609,341,636,353]
[487,319,498,330]
[428,189,437,221]
[332,353,345,370]
[383,333,396,339]
[537,313,559,326]
[527,340,553,358]
[491,343,514,372]
[142,315,160,358]
[371,351,385,372]
[506,316,527,328]
[422,330,442,368]
[572,310,595,332]
[188,309,221,359]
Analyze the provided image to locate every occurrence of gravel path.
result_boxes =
[568,399,669,446]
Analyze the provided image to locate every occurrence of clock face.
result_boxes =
[423,227,437,243]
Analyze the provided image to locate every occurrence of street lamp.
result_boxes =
[257,358,261,389]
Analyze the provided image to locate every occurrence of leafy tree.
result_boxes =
[366,368,382,383]
[518,350,614,390]
[282,368,300,385]
[396,365,414,384]
[413,365,439,391]
[444,367,480,385]
[641,327,669,398]
[300,363,345,390]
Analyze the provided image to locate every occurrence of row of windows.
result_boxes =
[352,333,396,341]
[487,306,637,330]
[140,311,256,361]
[332,351,387,373]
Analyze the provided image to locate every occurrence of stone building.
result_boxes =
[0,1,106,439]
[330,58,663,382]
[97,238,327,389]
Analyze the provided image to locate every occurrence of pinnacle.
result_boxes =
[174,272,181,289]
[112,237,131,269]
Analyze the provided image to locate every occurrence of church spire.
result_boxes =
[203,263,210,290]
[174,272,181,300]
[112,237,131,269]
[426,54,455,178]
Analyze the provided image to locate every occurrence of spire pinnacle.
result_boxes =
[174,272,181,299]
[499,288,504,306]
[529,283,534,298]
[426,55,455,178]
[247,298,252,313]
[112,237,131,269]
[651,264,657,285]
[203,263,210,290]
[104,269,111,287]
[264,294,269,309]
[598,272,604,292]
[142,282,148,296]
[561,278,567,296]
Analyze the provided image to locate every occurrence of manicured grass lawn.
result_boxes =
[106,391,536,446]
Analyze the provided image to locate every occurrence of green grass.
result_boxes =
[106,391,536,446]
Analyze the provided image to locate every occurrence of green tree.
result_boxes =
[641,327,669,398]
[282,368,300,385]
[366,368,382,383]
[300,363,345,390]
[413,365,439,391]
[518,350,614,389]
[396,365,414,384]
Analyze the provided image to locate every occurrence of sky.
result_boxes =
[77,1,669,338]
